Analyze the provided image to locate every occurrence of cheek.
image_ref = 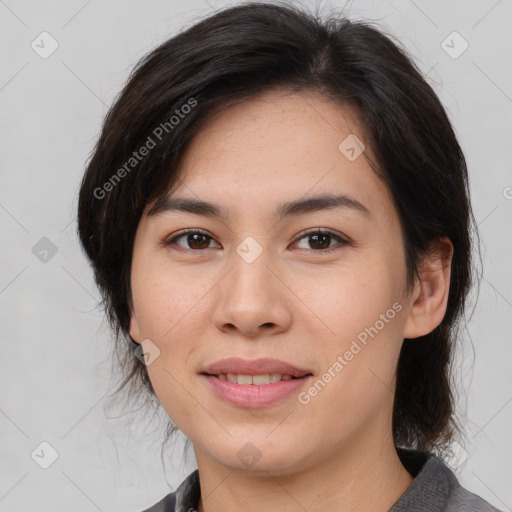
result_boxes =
[131,260,212,392]
[300,257,398,340]
[296,254,405,401]
[130,254,211,341]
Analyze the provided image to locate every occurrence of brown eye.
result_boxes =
[164,230,219,251]
[185,233,211,249]
[293,229,348,252]
[308,232,331,250]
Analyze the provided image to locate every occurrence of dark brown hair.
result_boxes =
[77,1,479,455]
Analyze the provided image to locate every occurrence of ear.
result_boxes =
[403,237,453,339]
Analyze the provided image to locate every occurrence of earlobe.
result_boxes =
[403,237,453,339]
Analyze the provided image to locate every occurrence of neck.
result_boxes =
[195,436,413,512]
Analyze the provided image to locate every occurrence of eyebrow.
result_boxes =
[147,193,371,220]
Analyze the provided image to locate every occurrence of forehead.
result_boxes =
[147,89,395,223]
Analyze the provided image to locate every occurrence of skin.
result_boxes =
[129,89,453,512]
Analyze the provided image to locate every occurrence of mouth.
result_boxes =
[200,358,314,408]
[204,373,311,385]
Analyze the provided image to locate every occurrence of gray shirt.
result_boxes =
[141,448,503,512]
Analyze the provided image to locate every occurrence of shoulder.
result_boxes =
[392,448,504,512]
[138,469,200,512]
[139,491,176,512]
[446,484,504,512]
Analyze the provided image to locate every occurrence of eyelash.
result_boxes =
[161,228,349,254]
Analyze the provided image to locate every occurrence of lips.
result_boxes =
[201,357,313,379]
[201,358,314,407]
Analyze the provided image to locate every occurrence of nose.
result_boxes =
[211,249,293,339]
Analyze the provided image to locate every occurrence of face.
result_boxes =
[129,89,424,475]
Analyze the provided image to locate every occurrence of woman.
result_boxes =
[77,2,502,511]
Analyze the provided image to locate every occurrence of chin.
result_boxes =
[208,442,310,476]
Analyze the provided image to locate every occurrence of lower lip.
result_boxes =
[203,375,313,408]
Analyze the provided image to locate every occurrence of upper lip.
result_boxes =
[201,357,313,378]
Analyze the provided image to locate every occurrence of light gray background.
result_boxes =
[1,0,511,510]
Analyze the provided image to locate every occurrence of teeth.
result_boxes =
[218,373,296,385]
[236,374,252,385]
[252,374,270,385]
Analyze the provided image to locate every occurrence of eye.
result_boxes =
[292,229,349,252]
[163,229,220,251]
